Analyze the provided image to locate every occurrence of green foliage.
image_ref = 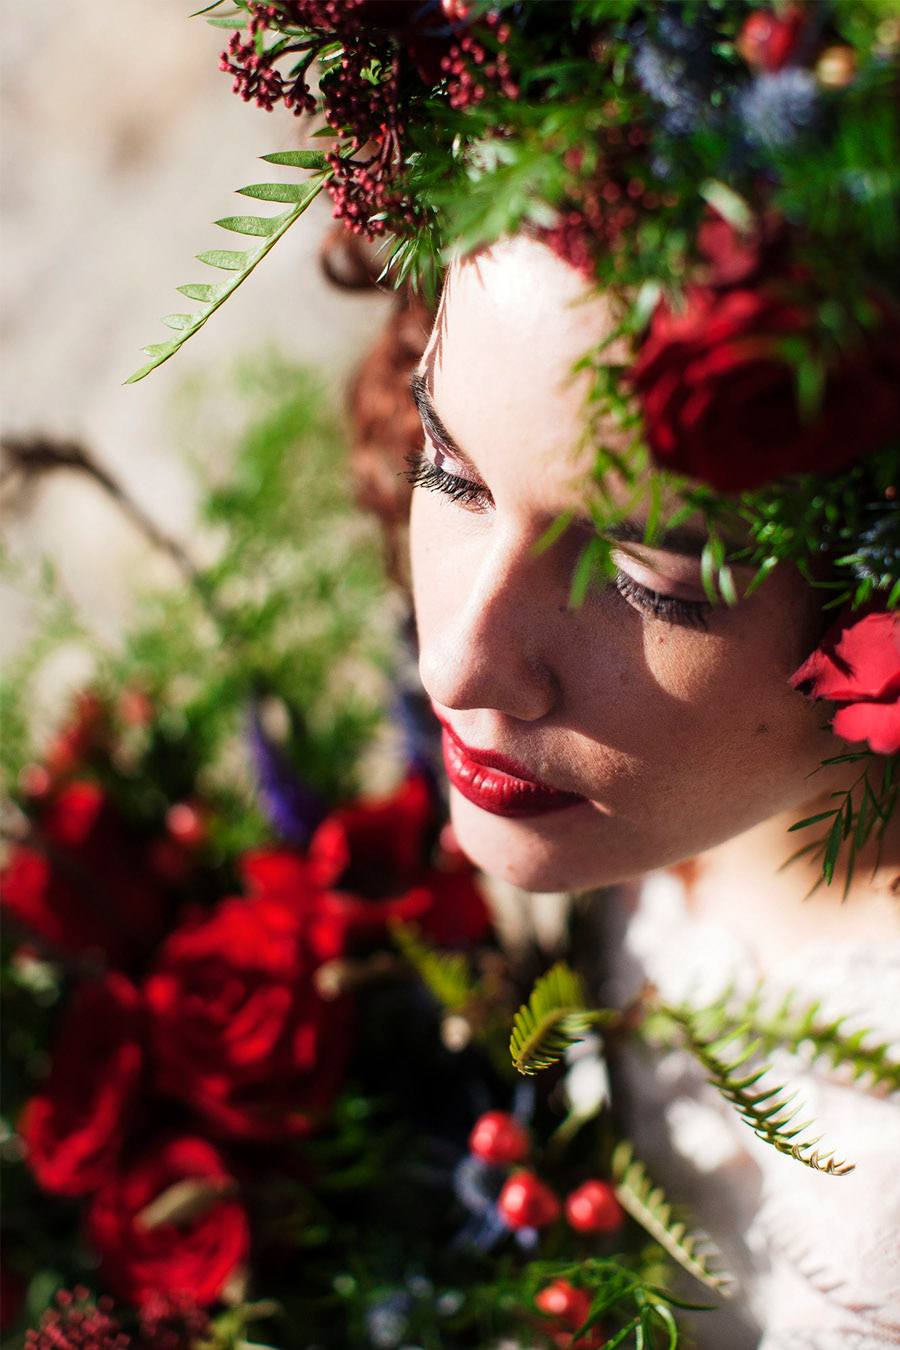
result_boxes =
[693,982,900,1096]
[1,357,391,851]
[390,923,475,1011]
[788,752,898,891]
[654,1004,855,1176]
[127,171,326,383]
[612,1143,732,1296]
[510,961,618,1076]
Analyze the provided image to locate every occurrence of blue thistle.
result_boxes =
[247,703,327,847]
[631,6,717,135]
[365,1292,413,1349]
[848,512,900,588]
[738,70,820,152]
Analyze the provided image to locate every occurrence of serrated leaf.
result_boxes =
[215,213,288,237]
[262,149,328,170]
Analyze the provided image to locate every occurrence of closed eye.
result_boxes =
[404,449,493,513]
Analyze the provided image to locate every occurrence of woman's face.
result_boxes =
[409,235,834,892]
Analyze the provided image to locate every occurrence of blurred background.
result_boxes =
[1,0,391,674]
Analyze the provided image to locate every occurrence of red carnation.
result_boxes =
[145,891,351,1139]
[631,276,900,494]
[87,1136,249,1307]
[0,782,168,965]
[20,974,143,1197]
[791,608,900,755]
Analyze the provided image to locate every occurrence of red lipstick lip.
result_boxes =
[436,719,586,820]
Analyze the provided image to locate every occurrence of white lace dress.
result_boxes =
[601,871,900,1349]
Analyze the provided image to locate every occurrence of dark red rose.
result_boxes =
[0,782,168,965]
[791,608,900,754]
[305,772,491,953]
[87,1136,249,1307]
[631,281,900,493]
[20,974,143,1197]
[145,891,351,1139]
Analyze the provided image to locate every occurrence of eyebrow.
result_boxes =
[409,372,713,561]
[410,372,483,479]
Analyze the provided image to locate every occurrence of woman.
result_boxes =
[407,230,900,1348]
[140,2,900,1342]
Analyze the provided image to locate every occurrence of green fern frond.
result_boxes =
[738,985,900,1095]
[390,922,475,1011]
[510,962,618,1076]
[666,1006,855,1175]
[612,1142,733,1295]
[127,154,327,383]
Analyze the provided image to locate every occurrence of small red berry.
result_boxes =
[469,1111,529,1165]
[165,802,207,848]
[737,7,807,72]
[535,1279,592,1326]
[564,1179,624,1234]
[497,1170,560,1229]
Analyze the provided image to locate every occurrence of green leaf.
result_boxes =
[262,149,328,170]
[237,182,317,203]
[161,313,193,330]
[509,962,617,1076]
[128,175,326,382]
[176,283,220,303]
[613,1143,732,1294]
[197,249,250,271]
[215,213,288,237]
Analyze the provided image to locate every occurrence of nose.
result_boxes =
[415,527,560,723]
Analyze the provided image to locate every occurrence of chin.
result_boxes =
[448,788,641,894]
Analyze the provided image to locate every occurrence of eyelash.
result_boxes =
[404,450,493,512]
[404,450,710,629]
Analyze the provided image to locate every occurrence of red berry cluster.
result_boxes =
[467,1110,624,1238]
[220,5,317,115]
[543,125,670,278]
[441,14,518,110]
[25,1289,128,1350]
[535,1280,607,1349]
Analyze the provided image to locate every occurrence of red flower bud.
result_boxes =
[468,1111,529,1165]
[497,1169,560,1229]
[565,1179,624,1234]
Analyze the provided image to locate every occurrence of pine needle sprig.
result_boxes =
[663,1005,855,1176]
[509,962,619,1076]
[611,1143,733,1296]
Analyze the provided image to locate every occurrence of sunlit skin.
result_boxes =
[409,236,898,958]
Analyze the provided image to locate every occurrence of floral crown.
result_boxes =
[131,0,899,882]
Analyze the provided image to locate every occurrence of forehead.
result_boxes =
[421,236,627,516]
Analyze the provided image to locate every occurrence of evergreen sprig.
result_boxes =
[660,1005,855,1176]
[509,962,618,1076]
[611,1143,732,1296]
[699,982,900,1096]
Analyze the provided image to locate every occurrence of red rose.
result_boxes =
[87,1136,249,1307]
[20,974,143,1196]
[145,891,351,1139]
[631,281,900,493]
[791,608,900,754]
[304,773,491,954]
[736,7,810,72]
[0,782,168,965]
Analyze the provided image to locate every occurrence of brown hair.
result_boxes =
[320,227,436,589]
